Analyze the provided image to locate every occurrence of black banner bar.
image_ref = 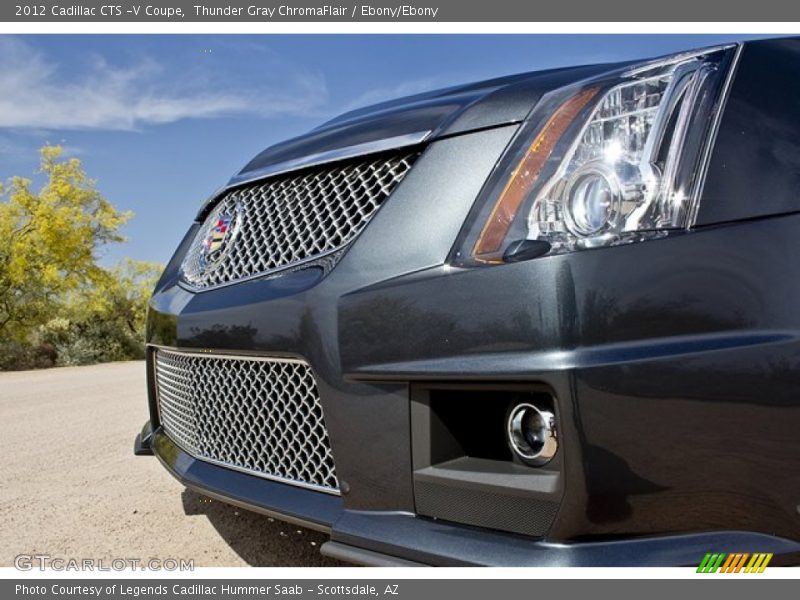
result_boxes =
[4,579,799,600]
[3,0,800,22]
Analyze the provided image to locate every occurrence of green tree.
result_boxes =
[0,145,163,369]
[0,145,131,340]
[42,259,163,366]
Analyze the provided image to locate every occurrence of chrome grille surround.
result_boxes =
[153,348,339,494]
[181,152,418,289]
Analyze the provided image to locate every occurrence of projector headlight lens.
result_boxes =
[564,164,619,236]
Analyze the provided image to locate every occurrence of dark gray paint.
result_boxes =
[148,126,519,513]
[143,37,800,564]
[332,512,800,566]
[698,38,800,225]
[237,65,614,181]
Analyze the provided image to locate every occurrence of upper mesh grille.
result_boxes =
[154,349,339,494]
[181,152,418,289]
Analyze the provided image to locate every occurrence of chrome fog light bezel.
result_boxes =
[507,403,558,466]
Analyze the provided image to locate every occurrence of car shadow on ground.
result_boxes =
[181,489,345,567]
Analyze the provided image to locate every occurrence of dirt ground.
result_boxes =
[0,361,343,567]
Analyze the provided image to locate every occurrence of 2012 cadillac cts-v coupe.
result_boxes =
[135,38,800,566]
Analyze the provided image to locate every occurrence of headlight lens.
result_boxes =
[563,164,619,236]
[456,45,739,265]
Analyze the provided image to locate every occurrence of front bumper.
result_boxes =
[139,125,800,566]
[141,427,800,566]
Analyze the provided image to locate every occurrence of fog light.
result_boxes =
[507,403,557,466]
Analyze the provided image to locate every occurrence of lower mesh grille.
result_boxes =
[153,349,339,494]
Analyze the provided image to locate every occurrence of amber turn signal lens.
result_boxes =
[472,87,599,263]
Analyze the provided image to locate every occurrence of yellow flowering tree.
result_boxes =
[0,145,162,368]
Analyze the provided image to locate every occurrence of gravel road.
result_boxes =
[0,361,342,567]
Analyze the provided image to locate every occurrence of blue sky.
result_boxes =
[0,34,771,266]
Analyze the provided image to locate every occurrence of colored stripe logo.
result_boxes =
[697,552,773,573]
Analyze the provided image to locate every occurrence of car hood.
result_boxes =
[230,62,619,187]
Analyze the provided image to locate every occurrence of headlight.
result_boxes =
[455,45,740,265]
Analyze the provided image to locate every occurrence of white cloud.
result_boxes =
[0,38,329,131]
[339,78,441,113]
